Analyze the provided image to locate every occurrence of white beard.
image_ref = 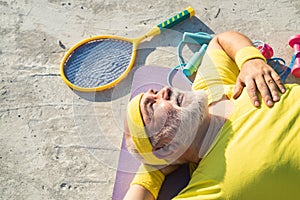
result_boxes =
[163,89,209,163]
[176,90,208,144]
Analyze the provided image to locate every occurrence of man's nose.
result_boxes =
[160,86,171,100]
[144,89,158,102]
[145,87,171,101]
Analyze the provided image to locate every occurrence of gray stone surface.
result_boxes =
[1,0,299,199]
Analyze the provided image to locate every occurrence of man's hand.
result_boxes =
[233,58,286,107]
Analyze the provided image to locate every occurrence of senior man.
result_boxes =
[123,31,300,200]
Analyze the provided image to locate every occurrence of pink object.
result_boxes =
[289,34,300,78]
[257,43,274,60]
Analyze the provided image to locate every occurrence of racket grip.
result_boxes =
[183,44,208,77]
[157,7,195,31]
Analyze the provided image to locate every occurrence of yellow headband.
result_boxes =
[126,93,168,165]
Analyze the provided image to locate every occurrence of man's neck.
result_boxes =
[209,99,234,119]
[198,114,226,158]
[185,100,234,163]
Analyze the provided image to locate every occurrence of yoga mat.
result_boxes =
[112,65,192,200]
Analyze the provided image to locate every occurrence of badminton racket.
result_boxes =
[60,7,195,92]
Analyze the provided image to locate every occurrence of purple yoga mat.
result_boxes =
[112,66,192,200]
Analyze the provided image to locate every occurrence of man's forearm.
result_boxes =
[212,30,255,62]
[123,184,155,200]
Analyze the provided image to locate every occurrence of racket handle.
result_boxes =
[157,7,195,31]
[141,7,195,41]
[183,44,208,77]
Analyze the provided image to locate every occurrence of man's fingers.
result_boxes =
[245,79,260,107]
[265,78,280,102]
[271,72,286,94]
[256,77,274,107]
[233,79,244,99]
[263,71,286,105]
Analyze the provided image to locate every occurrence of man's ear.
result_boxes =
[152,142,180,159]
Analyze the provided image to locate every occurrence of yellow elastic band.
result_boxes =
[131,164,165,199]
[127,94,168,165]
[235,46,266,69]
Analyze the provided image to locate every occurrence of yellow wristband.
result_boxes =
[131,165,165,199]
[235,46,266,69]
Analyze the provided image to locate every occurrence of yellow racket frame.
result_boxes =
[60,7,195,92]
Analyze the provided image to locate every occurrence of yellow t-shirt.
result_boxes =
[131,49,300,200]
[192,49,239,104]
[174,50,300,199]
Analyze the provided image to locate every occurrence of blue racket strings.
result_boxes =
[64,39,133,88]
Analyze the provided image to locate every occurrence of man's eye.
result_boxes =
[150,102,154,109]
